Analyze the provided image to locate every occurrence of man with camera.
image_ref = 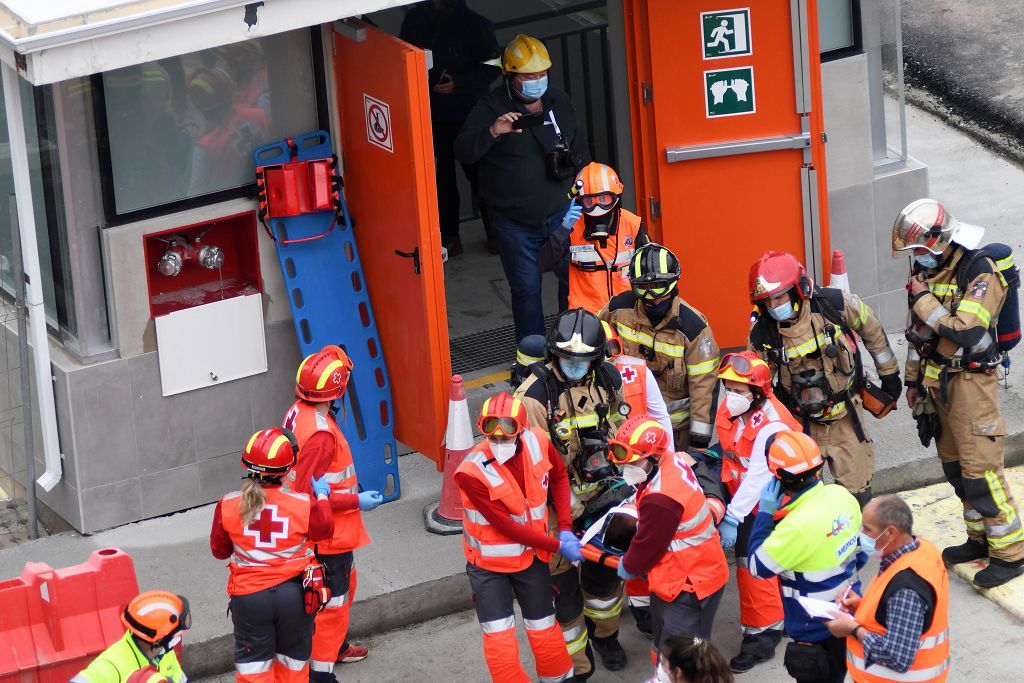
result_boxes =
[515,308,629,679]
[455,34,590,343]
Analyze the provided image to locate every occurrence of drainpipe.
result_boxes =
[1,62,62,492]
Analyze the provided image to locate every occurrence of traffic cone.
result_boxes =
[830,249,851,293]
[424,375,475,535]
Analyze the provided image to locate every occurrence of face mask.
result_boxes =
[559,357,590,381]
[656,662,672,683]
[621,462,649,486]
[915,253,939,269]
[490,439,518,464]
[643,296,673,320]
[769,301,794,321]
[725,390,753,417]
[518,75,548,100]
[859,527,889,557]
[583,213,613,241]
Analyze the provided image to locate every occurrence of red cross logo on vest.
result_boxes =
[244,503,289,548]
[621,366,637,383]
[750,411,765,428]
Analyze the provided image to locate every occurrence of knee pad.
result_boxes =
[941,461,966,500]
[963,475,1001,518]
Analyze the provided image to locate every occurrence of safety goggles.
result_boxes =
[632,282,675,301]
[580,192,617,212]
[608,439,643,465]
[719,353,753,375]
[480,415,523,438]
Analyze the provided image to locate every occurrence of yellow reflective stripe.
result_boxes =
[563,623,589,654]
[659,249,668,274]
[316,360,345,389]
[614,322,685,358]
[628,420,663,445]
[853,300,869,330]
[267,434,290,461]
[996,255,1015,270]
[654,340,686,358]
[245,431,260,453]
[295,355,313,383]
[955,300,991,326]
[669,409,690,427]
[685,358,718,376]
[985,471,1024,549]
[583,594,624,620]
[823,401,847,419]
[785,333,830,359]
[928,283,958,297]
[924,363,942,380]
[511,397,522,416]
[553,414,600,432]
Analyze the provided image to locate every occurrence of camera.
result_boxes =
[545,141,582,181]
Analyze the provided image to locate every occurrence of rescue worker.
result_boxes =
[893,199,1024,587]
[454,392,576,682]
[509,334,547,390]
[747,430,865,683]
[515,308,628,677]
[748,251,901,507]
[610,417,729,659]
[539,162,649,312]
[209,427,334,682]
[714,351,794,672]
[826,495,951,682]
[282,346,384,680]
[71,591,190,683]
[599,243,720,451]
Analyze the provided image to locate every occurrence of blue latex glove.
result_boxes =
[561,199,583,230]
[558,530,583,563]
[310,475,330,498]
[759,478,783,515]
[617,562,636,580]
[718,514,740,549]
[358,490,384,511]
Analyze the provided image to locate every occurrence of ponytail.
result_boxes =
[239,477,267,526]
[662,635,734,683]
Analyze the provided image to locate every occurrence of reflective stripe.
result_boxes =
[872,348,895,365]
[627,594,651,608]
[984,470,1024,548]
[324,591,349,608]
[785,333,831,360]
[677,505,711,533]
[524,615,557,630]
[846,652,950,682]
[323,465,356,484]
[924,363,942,381]
[237,660,274,674]
[517,349,543,366]
[465,508,527,526]
[822,401,847,420]
[521,429,545,466]
[923,305,949,329]
[907,349,920,362]
[583,597,624,620]
[919,629,949,649]
[562,623,589,654]
[309,659,335,672]
[468,453,507,488]
[529,502,548,521]
[928,282,957,297]
[666,399,690,428]
[614,323,687,358]
[275,654,307,671]
[480,615,516,633]
[853,300,870,330]
[685,358,718,376]
[570,249,632,266]
[954,300,991,326]
[690,419,713,437]
[553,413,600,433]
[742,621,785,635]
[781,584,849,602]
[538,668,575,683]
[464,535,528,557]
[668,523,715,550]
[751,547,787,576]
[971,334,993,354]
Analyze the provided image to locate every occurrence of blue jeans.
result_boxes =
[488,207,569,342]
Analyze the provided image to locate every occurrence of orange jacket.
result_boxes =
[568,210,645,313]
[716,395,801,496]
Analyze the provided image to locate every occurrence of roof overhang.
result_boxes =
[0,0,418,85]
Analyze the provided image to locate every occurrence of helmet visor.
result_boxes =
[633,283,674,300]
[480,416,522,437]
[580,192,617,212]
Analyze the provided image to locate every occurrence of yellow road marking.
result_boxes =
[464,370,511,390]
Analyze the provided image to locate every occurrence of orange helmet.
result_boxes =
[767,430,824,479]
[240,428,297,477]
[601,321,623,358]
[609,415,669,465]
[296,345,353,403]
[122,591,191,645]
[749,251,812,303]
[477,392,528,438]
[126,668,170,683]
[576,162,624,214]
[717,351,772,391]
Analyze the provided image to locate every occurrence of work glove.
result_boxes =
[718,514,739,549]
[617,562,637,580]
[561,199,583,231]
[880,372,902,402]
[310,475,330,499]
[759,478,783,515]
[358,490,384,511]
[558,530,583,563]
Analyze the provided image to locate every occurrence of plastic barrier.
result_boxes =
[0,548,139,682]
[254,131,400,502]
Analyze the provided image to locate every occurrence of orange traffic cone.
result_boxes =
[424,375,476,535]
[830,249,851,294]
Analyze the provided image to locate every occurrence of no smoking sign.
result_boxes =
[364,94,393,153]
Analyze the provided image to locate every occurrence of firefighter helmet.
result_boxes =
[501,34,552,74]
[628,243,680,300]
[546,308,606,363]
[295,345,353,403]
[477,392,528,438]
[240,428,297,477]
[609,415,670,465]
[891,198,985,256]
[576,162,624,215]
[122,591,191,646]
[749,251,813,303]
[186,67,235,112]
[717,351,773,391]
[766,430,824,479]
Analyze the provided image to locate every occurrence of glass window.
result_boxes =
[102,30,319,216]
[819,0,861,58]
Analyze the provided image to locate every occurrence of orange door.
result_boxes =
[334,22,449,466]
[624,0,830,347]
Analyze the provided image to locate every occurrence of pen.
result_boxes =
[839,584,852,606]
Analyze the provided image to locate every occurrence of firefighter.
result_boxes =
[209,428,334,682]
[609,417,729,661]
[282,346,384,680]
[748,251,901,508]
[509,334,547,390]
[893,199,1024,588]
[599,243,720,451]
[454,392,576,683]
[715,351,795,673]
[515,308,628,677]
[71,591,190,683]
[747,430,865,683]
[539,162,649,313]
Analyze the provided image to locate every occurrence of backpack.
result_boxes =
[956,243,1020,352]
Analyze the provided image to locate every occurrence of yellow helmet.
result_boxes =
[502,34,552,74]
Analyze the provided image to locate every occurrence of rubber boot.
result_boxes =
[941,539,988,565]
[591,633,627,671]
[729,629,782,673]
[974,558,1024,589]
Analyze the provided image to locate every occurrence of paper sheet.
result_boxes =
[796,595,841,620]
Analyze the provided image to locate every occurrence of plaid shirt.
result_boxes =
[861,538,928,673]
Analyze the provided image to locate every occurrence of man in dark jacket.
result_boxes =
[400,0,501,257]
[455,33,590,342]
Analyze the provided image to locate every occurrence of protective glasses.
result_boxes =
[720,353,752,375]
[608,439,642,465]
[632,282,674,300]
[580,192,617,211]
[480,416,523,437]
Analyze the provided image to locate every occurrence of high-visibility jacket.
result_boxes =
[456,427,554,573]
[70,631,186,683]
[847,540,950,683]
[612,354,648,419]
[285,400,370,554]
[220,486,317,596]
[568,209,645,313]
[717,395,801,496]
[639,451,729,602]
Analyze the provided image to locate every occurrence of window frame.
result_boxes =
[93,27,330,227]
[820,0,863,63]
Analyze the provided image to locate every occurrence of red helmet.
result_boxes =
[767,430,824,479]
[609,415,670,465]
[296,346,353,403]
[749,251,812,303]
[477,392,528,438]
[717,351,772,391]
[240,428,297,477]
[126,668,170,683]
[122,591,191,646]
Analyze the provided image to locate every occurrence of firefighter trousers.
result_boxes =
[467,558,574,683]
[733,512,784,658]
[229,580,314,683]
[807,396,874,495]
[932,371,1024,562]
[309,551,356,681]
[550,552,623,678]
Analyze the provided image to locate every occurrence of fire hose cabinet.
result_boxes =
[143,212,267,397]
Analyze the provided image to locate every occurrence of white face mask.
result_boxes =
[725,389,753,417]
[585,204,613,217]
[490,439,518,464]
[656,662,673,683]
[621,463,649,486]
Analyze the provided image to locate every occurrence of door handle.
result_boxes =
[394,247,421,275]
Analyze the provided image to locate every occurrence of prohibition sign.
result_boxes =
[364,94,394,152]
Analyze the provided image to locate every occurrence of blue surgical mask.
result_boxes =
[518,75,548,100]
[859,527,889,557]
[915,253,939,269]
[559,357,590,381]
[769,301,794,321]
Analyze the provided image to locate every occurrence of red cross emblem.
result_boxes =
[541,473,549,489]
[621,366,637,383]
[750,411,765,428]
[244,504,288,548]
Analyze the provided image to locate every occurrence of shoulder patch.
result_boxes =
[608,291,639,311]
[314,411,330,431]
[670,302,709,339]
[520,375,550,403]
[966,253,996,281]
[600,361,623,390]
[815,287,846,312]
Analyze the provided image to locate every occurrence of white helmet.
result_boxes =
[892,199,984,256]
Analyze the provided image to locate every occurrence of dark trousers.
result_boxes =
[467,558,560,625]
[784,636,848,683]
[434,122,489,239]
[488,206,569,342]
[650,586,724,652]
[229,580,314,675]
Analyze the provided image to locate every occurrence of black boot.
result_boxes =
[574,642,596,682]
[591,632,627,671]
[974,557,1024,589]
[729,630,782,673]
[941,539,988,565]
[853,487,873,510]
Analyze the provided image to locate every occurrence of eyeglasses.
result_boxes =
[633,283,673,300]
[580,192,617,211]
[480,416,522,437]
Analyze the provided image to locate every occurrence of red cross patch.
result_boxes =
[621,366,638,383]
[541,473,549,489]
[749,411,765,428]
[244,504,289,548]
